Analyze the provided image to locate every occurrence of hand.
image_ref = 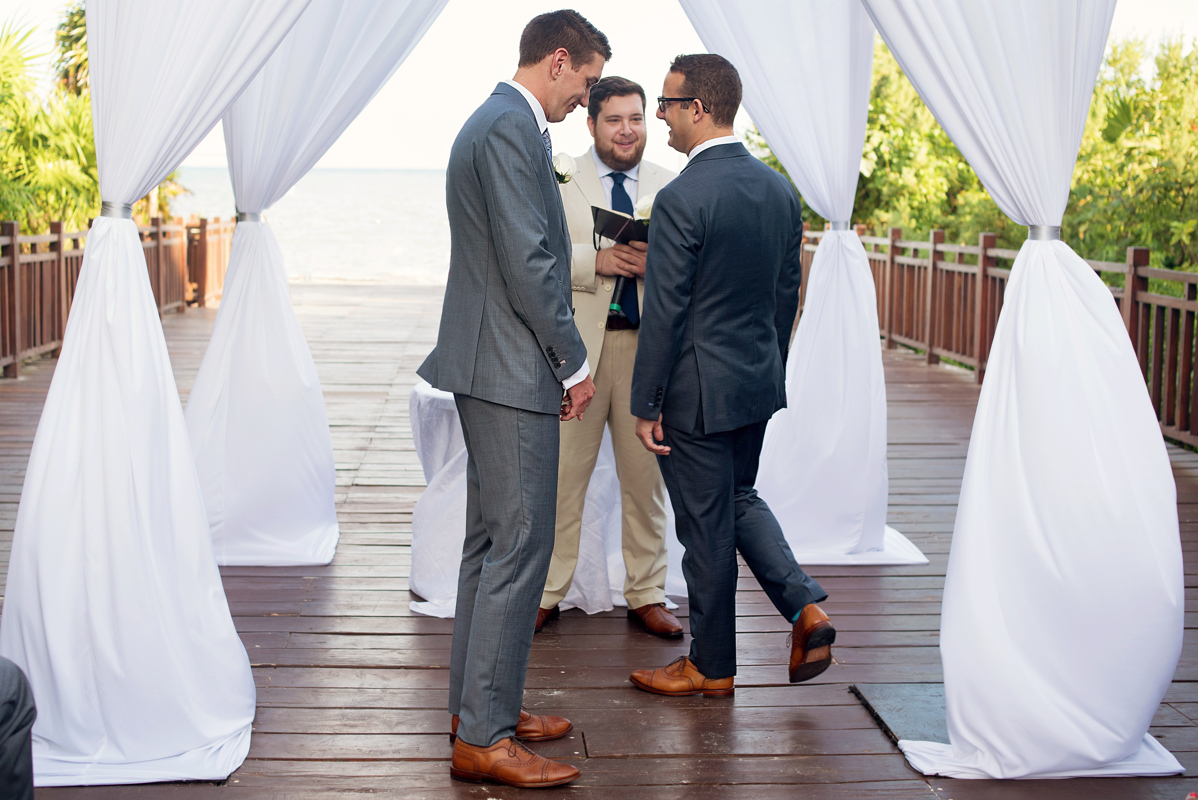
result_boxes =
[595,241,647,279]
[636,415,670,455]
[561,375,596,422]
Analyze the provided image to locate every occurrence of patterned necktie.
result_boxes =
[609,173,639,326]
[541,129,552,162]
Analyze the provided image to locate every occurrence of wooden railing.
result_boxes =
[798,223,1128,384]
[0,215,232,378]
[187,217,234,307]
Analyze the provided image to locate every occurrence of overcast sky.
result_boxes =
[1,0,1196,173]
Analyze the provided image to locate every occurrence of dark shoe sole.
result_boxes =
[534,606,560,633]
[629,675,733,698]
[789,624,836,683]
[449,722,574,745]
[450,767,580,788]
[626,609,684,639]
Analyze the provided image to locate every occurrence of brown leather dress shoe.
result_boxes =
[628,603,683,638]
[449,709,573,744]
[629,655,733,697]
[789,603,836,683]
[534,604,559,633]
[450,736,580,788]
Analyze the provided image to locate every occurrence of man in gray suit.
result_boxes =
[628,55,835,698]
[416,10,608,790]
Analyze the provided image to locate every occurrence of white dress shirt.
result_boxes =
[591,147,640,208]
[502,79,590,391]
[688,134,741,161]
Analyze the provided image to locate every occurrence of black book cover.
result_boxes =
[592,205,648,247]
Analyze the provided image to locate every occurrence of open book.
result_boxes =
[591,206,648,248]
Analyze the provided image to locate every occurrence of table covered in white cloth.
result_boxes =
[408,382,686,617]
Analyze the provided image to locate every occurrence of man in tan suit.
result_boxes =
[535,77,682,638]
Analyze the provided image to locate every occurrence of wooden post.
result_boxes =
[153,216,165,317]
[924,229,944,364]
[974,232,996,384]
[1124,246,1150,378]
[196,217,209,308]
[50,221,66,357]
[3,221,21,378]
[886,227,900,349]
[799,221,811,312]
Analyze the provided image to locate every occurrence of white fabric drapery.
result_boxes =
[678,0,923,565]
[0,0,310,785]
[862,0,1184,778]
[185,0,448,566]
[408,383,686,617]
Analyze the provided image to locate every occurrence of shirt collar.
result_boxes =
[503,79,549,136]
[590,146,640,182]
[688,134,741,161]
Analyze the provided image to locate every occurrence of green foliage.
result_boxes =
[1067,37,1198,271]
[0,23,98,232]
[54,1,86,95]
[749,36,1198,268]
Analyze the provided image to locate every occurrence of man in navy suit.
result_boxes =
[628,55,835,697]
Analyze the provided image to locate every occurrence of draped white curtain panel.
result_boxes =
[679,0,923,565]
[862,0,1184,778]
[185,0,448,566]
[0,0,311,786]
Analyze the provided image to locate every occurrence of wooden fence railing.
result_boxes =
[187,217,234,307]
[797,223,1198,447]
[0,215,232,378]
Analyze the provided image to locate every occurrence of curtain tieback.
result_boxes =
[236,211,262,222]
[1027,225,1061,241]
[828,221,851,231]
[99,201,133,219]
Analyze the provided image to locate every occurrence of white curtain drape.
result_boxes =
[862,0,1184,778]
[185,0,447,566]
[0,0,310,786]
[678,0,923,565]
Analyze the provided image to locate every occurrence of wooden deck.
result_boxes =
[0,282,1195,798]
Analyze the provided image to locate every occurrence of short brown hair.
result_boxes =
[669,54,742,128]
[587,76,646,120]
[518,10,611,69]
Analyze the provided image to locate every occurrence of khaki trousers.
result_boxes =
[542,328,668,609]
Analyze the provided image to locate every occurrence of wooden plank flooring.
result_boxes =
[0,283,1193,797]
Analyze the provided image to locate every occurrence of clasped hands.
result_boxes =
[595,240,647,278]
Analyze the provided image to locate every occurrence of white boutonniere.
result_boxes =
[552,152,576,184]
[634,192,656,221]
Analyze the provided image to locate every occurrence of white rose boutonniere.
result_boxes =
[633,192,656,221]
[552,152,576,184]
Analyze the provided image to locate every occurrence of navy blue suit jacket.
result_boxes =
[630,141,803,434]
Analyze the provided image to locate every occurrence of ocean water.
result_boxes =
[171,168,450,285]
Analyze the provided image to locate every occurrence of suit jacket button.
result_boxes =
[605,283,612,292]
[597,322,604,329]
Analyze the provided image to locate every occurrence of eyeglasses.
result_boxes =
[657,96,706,113]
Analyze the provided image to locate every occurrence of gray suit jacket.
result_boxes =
[418,83,586,415]
[631,142,803,434]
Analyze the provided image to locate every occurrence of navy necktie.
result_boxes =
[609,173,639,326]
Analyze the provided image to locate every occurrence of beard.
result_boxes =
[594,135,646,172]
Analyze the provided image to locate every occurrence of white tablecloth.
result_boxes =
[408,382,686,617]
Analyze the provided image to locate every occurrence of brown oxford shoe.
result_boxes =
[789,603,836,683]
[630,655,734,697]
[450,736,580,788]
[534,604,559,633]
[449,709,573,744]
[628,603,683,638]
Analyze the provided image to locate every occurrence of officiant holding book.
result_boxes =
[535,77,682,638]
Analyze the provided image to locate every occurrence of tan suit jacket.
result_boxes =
[560,148,677,366]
